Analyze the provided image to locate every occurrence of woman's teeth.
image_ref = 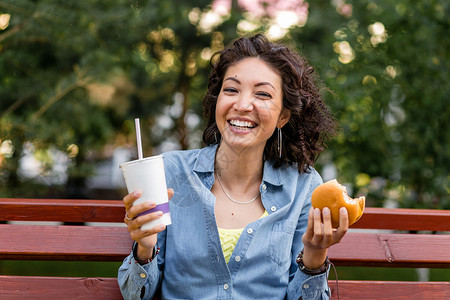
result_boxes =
[229,120,256,129]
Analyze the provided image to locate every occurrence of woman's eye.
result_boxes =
[256,92,271,98]
[223,87,238,93]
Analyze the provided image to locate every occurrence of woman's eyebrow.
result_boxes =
[255,82,275,90]
[224,77,275,90]
[224,77,240,84]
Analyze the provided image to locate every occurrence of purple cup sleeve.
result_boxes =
[137,202,170,217]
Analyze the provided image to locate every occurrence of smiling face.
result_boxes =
[215,57,290,154]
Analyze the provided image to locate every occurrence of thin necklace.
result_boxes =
[215,172,260,205]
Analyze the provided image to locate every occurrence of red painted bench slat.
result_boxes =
[328,232,450,268]
[328,280,450,299]
[1,276,449,300]
[0,276,122,300]
[0,198,125,223]
[350,207,450,231]
[0,224,132,261]
[1,224,449,269]
[2,198,450,231]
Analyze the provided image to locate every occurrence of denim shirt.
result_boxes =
[118,145,330,300]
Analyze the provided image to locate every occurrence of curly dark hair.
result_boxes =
[202,34,337,173]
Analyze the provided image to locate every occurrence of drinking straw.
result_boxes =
[135,118,143,160]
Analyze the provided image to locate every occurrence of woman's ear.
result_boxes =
[277,108,291,128]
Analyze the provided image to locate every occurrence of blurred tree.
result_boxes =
[0,0,195,197]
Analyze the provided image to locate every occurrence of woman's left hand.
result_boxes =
[300,206,349,270]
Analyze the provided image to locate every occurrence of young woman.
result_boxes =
[119,34,348,300]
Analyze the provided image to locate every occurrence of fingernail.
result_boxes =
[314,208,320,215]
[340,207,348,215]
[149,202,156,207]
[157,211,163,216]
[323,207,330,215]
[159,225,166,230]
[134,191,141,197]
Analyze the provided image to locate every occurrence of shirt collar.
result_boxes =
[193,144,217,173]
[193,144,285,187]
[262,160,285,187]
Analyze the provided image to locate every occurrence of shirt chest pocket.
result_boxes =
[267,219,297,266]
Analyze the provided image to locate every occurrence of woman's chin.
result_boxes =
[221,137,264,154]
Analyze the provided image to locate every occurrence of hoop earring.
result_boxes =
[278,127,282,159]
[214,131,221,144]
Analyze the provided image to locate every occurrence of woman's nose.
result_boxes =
[234,93,254,112]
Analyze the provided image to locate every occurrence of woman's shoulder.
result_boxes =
[295,165,322,187]
[275,161,321,178]
[162,148,200,165]
[281,162,323,191]
[163,148,199,159]
[264,160,323,189]
[163,145,216,169]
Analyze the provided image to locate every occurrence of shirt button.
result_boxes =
[235,255,241,262]
[217,256,220,262]
[247,228,253,234]
[262,184,267,190]
[139,273,146,278]
[303,283,310,289]
[270,206,277,212]
[224,283,229,290]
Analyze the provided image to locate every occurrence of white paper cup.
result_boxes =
[120,155,171,230]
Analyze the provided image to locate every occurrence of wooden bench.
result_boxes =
[1,198,449,299]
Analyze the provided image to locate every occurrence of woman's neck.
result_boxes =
[214,143,264,188]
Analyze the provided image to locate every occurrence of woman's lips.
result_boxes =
[228,119,257,133]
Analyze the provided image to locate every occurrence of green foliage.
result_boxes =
[0,0,189,196]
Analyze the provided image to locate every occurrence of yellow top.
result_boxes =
[218,211,269,264]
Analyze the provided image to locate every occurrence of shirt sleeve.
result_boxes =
[287,268,331,299]
[117,244,162,300]
[286,170,330,300]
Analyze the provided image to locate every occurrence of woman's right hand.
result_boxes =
[123,189,174,261]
